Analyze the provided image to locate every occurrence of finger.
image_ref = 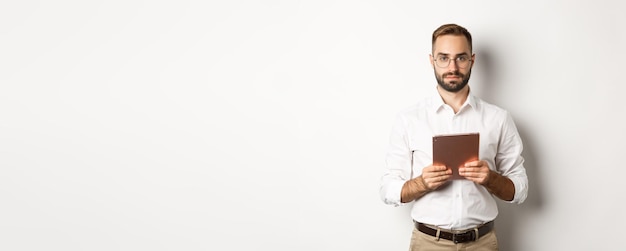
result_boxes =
[464,161,480,167]
[440,167,452,174]
[468,160,487,167]
[427,174,449,183]
[436,173,451,181]
[424,167,448,177]
[463,171,485,179]
[459,166,475,173]
[430,165,448,171]
[458,169,475,177]
[428,177,448,188]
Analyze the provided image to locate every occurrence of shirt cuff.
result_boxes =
[507,175,528,204]
[382,180,407,207]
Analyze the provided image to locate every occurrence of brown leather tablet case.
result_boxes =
[433,133,479,180]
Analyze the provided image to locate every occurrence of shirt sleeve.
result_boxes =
[380,113,413,207]
[496,112,529,204]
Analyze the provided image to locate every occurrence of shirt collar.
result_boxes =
[430,87,477,113]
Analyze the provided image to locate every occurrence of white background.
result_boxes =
[1,1,625,250]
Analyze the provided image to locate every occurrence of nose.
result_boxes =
[447,59,459,70]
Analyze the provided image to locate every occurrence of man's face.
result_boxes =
[430,35,474,93]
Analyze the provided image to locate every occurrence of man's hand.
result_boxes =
[459,160,515,201]
[421,164,452,190]
[458,160,492,185]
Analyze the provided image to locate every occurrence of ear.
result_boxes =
[429,54,434,67]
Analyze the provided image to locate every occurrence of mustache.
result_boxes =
[443,72,464,78]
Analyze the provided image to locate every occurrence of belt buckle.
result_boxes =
[452,233,460,244]
[452,230,475,244]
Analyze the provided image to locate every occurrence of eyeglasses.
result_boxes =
[433,55,472,68]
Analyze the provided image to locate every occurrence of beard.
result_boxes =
[435,69,471,93]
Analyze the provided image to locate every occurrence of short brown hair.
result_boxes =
[432,24,472,53]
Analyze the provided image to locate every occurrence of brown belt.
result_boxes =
[415,221,494,244]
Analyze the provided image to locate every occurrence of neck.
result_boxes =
[437,85,470,113]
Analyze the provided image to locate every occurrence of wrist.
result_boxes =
[415,176,431,192]
[484,170,499,187]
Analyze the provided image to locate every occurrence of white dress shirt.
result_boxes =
[380,89,528,230]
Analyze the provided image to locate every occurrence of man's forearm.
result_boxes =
[484,171,515,201]
[400,176,431,203]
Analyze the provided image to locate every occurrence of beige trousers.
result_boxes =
[409,227,498,251]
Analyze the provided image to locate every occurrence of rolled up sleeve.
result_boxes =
[380,114,413,206]
[496,113,529,204]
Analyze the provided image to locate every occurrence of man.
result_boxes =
[379,24,528,250]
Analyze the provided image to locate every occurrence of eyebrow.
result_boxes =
[436,52,470,57]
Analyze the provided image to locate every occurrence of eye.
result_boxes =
[437,56,449,62]
[457,56,468,62]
